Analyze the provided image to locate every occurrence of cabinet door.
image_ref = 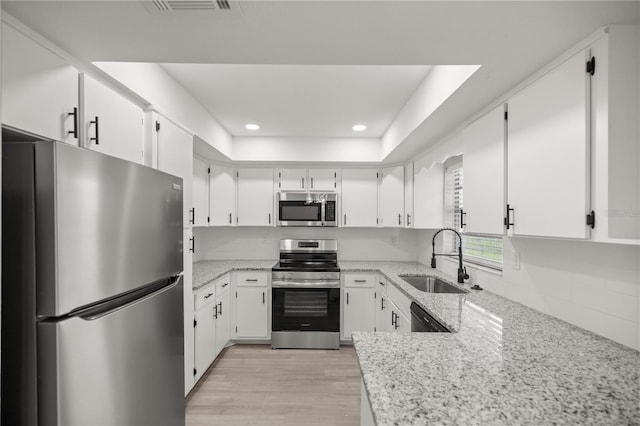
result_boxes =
[463,105,506,235]
[192,158,209,227]
[2,23,78,144]
[374,279,388,332]
[209,165,236,226]
[83,74,144,164]
[236,168,274,226]
[194,304,215,383]
[341,169,378,227]
[277,169,306,191]
[235,287,269,339]
[404,163,414,228]
[507,50,590,239]
[214,291,231,357]
[342,287,375,340]
[183,229,194,395]
[309,169,338,192]
[380,166,405,227]
[155,115,193,229]
[413,163,444,229]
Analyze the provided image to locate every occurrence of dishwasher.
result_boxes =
[410,302,450,332]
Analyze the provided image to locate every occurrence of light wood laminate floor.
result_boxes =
[185,344,361,426]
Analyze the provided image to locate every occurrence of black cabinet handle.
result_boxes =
[460,209,466,228]
[268,213,271,225]
[398,214,402,226]
[229,213,232,224]
[189,236,194,253]
[90,116,99,145]
[346,292,349,305]
[407,214,411,226]
[218,301,222,316]
[222,282,229,288]
[68,107,78,139]
[204,292,213,299]
[344,214,347,226]
[381,297,385,310]
[213,304,218,319]
[262,291,265,304]
[391,311,396,327]
[190,208,195,225]
[310,177,314,189]
[504,204,515,230]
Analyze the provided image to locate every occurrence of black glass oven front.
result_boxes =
[272,287,340,332]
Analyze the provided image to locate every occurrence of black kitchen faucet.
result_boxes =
[430,228,481,289]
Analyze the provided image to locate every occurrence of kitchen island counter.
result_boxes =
[343,261,640,425]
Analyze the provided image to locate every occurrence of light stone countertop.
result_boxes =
[192,259,640,425]
[192,259,276,290]
[343,261,640,426]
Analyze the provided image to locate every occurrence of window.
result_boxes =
[445,159,503,270]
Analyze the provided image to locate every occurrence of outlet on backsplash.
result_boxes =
[512,250,520,270]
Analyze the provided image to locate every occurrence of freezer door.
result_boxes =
[35,141,183,316]
[38,277,185,426]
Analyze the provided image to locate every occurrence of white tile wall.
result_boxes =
[193,227,418,262]
[417,230,640,350]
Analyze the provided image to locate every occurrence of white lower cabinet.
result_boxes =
[193,283,216,384]
[374,278,388,332]
[214,278,231,356]
[342,273,376,340]
[234,271,270,339]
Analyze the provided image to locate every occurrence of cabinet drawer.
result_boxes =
[344,273,377,288]
[215,274,231,295]
[235,271,268,287]
[194,284,215,310]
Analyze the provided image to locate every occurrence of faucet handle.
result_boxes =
[463,266,469,280]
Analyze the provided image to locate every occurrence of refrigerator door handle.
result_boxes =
[63,274,183,321]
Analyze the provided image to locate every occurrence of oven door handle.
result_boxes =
[272,280,340,288]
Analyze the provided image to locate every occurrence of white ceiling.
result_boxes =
[160,64,432,137]
[2,1,639,162]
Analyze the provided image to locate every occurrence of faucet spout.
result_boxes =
[430,228,470,284]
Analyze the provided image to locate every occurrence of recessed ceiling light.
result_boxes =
[245,123,260,131]
[352,124,367,132]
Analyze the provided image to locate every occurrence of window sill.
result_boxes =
[441,256,503,277]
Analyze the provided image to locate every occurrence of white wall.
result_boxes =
[193,226,417,263]
[417,230,640,351]
[232,136,381,163]
[94,62,233,158]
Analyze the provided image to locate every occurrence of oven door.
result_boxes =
[272,287,340,332]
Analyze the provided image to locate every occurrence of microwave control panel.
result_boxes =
[326,202,336,221]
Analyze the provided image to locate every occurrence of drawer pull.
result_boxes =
[379,281,385,286]
[222,282,229,288]
[354,279,367,283]
[204,292,213,299]
[245,279,258,282]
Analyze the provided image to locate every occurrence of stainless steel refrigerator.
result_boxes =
[2,138,186,425]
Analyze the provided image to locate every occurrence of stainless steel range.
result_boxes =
[271,239,340,349]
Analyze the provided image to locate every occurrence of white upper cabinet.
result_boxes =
[83,74,144,164]
[236,168,274,226]
[463,105,506,235]
[590,26,640,243]
[277,168,307,191]
[2,23,79,144]
[413,163,444,229]
[155,114,193,229]
[341,169,379,227]
[404,163,414,228]
[379,166,405,228]
[192,157,209,227]
[308,169,338,192]
[209,165,236,226]
[507,50,590,239]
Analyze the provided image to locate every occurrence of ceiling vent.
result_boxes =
[143,0,238,14]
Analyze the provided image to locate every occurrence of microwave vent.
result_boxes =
[147,0,233,12]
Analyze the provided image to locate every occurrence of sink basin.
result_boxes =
[399,275,467,294]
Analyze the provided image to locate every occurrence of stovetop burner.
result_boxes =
[272,238,339,273]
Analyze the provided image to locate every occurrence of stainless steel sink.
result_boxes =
[399,275,467,294]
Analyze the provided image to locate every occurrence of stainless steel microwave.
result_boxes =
[276,192,337,227]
